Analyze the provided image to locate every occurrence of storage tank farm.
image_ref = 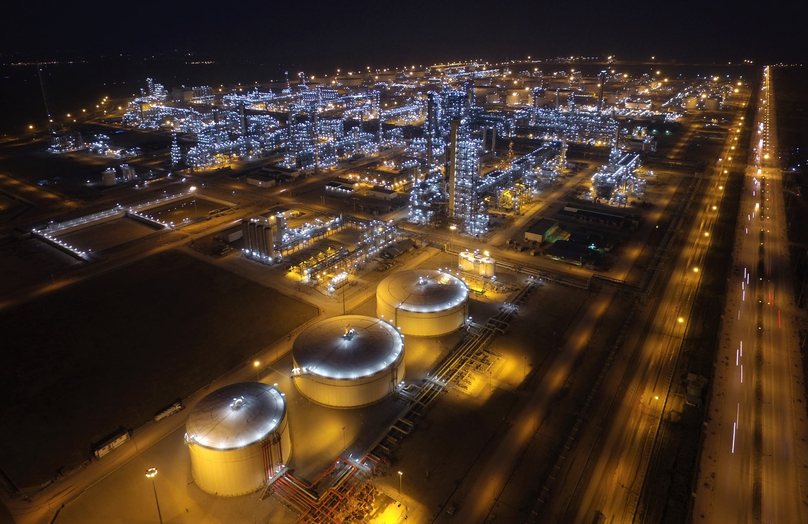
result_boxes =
[459,250,497,278]
[185,382,290,497]
[376,269,470,337]
[292,315,405,408]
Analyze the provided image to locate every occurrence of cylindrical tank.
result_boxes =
[102,168,117,186]
[120,164,135,181]
[185,382,290,497]
[263,225,275,258]
[479,255,496,277]
[376,270,469,337]
[458,251,476,272]
[292,315,405,408]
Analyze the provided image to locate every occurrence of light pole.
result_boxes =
[342,283,347,315]
[190,186,198,218]
[398,470,403,495]
[254,360,261,381]
[449,224,457,250]
[145,468,163,524]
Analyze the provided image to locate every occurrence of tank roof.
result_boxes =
[377,270,468,313]
[186,382,286,450]
[293,315,404,380]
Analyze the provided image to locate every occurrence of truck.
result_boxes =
[92,427,130,459]
[154,400,184,422]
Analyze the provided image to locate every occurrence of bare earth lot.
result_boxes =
[144,196,224,225]
[0,250,317,488]
[56,217,157,252]
[0,237,82,296]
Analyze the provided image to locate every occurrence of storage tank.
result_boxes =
[185,382,290,497]
[458,251,476,272]
[102,168,117,186]
[120,164,136,181]
[292,315,404,408]
[377,270,469,337]
[479,254,496,277]
[458,250,497,277]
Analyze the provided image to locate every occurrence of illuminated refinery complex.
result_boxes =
[112,62,712,240]
[2,53,786,524]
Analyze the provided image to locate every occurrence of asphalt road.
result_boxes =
[695,66,808,524]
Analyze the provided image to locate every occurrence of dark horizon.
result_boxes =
[1,1,804,69]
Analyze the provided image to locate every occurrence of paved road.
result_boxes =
[695,66,808,524]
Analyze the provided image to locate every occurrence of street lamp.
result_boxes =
[398,470,403,494]
[254,360,261,381]
[145,468,163,524]
[449,225,457,250]
[189,186,198,218]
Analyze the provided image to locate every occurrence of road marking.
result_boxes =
[741,364,744,384]
[732,422,737,454]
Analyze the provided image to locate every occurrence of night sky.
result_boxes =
[1,1,804,67]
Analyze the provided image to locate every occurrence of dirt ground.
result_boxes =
[0,250,317,488]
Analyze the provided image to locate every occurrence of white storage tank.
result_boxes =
[185,382,290,497]
[479,254,496,277]
[292,315,405,408]
[377,269,469,337]
[458,250,476,272]
[102,168,117,186]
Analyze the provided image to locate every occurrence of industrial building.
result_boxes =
[525,218,560,244]
[185,382,291,497]
[376,269,469,337]
[114,65,673,242]
[291,315,405,408]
